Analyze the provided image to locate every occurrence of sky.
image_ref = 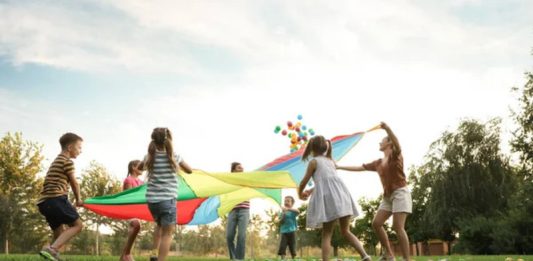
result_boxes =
[1,0,532,218]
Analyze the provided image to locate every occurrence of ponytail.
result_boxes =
[146,128,177,179]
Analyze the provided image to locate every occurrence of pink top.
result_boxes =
[123,175,144,190]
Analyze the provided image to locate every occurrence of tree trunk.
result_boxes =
[4,235,9,255]
[299,234,303,257]
[250,232,254,259]
[333,245,338,258]
[96,223,100,256]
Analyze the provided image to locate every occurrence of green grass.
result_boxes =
[0,255,531,261]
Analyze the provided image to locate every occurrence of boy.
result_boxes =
[278,196,299,260]
[37,133,84,261]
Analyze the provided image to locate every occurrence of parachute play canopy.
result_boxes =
[84,130,369,225]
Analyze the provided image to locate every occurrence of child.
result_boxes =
[337,122,412,261]
[120,159,156,261]
[277,196,299,260]
[298,135,371,261]
[142,127,193,261]
[37,133,84,261]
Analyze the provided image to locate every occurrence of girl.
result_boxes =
[298,135,371,261]
[143,128,193,261]
[337,122,411,261]
[120,160,145,261]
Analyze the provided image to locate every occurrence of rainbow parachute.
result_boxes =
[84,131,368,225]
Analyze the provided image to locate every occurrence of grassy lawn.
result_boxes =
[0,255,531,261]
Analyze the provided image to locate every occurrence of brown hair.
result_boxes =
[145,128,178,175]
[285,195,295,205]
[231,162,242,172]
[301,135,332,161]
[59,132,83,150]
[127,159,141,177]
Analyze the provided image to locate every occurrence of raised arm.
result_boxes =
[298,159,317,200]
[381,122,401,155]
[179,160,193,174]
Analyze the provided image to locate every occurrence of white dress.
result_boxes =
[306,156,359,228]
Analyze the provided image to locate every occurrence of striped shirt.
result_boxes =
[233,201,250,209]
[145,151,182,203]
[37,154,74,204]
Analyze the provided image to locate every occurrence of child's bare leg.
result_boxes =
[51,218,83,249]
[321,220,335,261]
[121,219,141,258]
[339,216,368,257]
[158,224,175,261]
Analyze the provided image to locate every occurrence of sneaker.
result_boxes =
[150,256,158,261]
[39,246,60,261]
[378,248,396,261]
[377,256,395,261]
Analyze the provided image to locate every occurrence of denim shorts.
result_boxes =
[148,198,176,226]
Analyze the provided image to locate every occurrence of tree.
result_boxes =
[0,132,47,254]
[406,166,435,249]
[353,197,387,255]
[511,70,533,175]
[414,119,516,253]
[508,68,533,254]
[296,204,321,257]
[264,208,282,255]
[76,161,121,255]
[248,213,267,258]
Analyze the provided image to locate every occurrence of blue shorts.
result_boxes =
[37,195,80,230]
[148,198,176,226]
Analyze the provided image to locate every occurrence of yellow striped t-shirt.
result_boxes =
[37,154,74,204]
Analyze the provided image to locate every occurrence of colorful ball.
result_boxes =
[281,130,288,136]
[302,125,307,131]
[297,114,303,120]
[287,121,293,127]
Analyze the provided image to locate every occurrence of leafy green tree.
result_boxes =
[76,161,121,255]
[353,197,387,255]
[406,166,435,248]
[415,119,516,253]
[508,68,533,254]
[0,132,47,254]
[511,70,533,175]
[296,204,320,257]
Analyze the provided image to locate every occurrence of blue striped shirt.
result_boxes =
[146,151,182,203]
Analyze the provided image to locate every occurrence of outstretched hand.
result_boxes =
[299,189,313,200]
